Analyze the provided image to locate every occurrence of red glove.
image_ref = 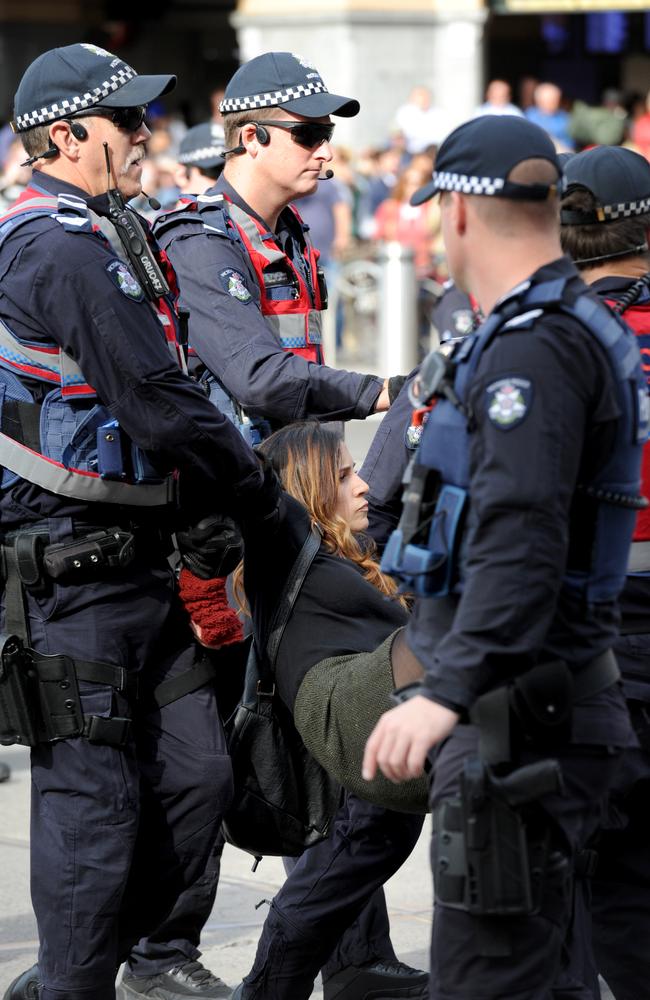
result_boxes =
[178,569,243,649]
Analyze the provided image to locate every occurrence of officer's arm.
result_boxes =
[360,371,418,550]
[28,231,267,512]
[405,320,617,711]
[165,231,384,423]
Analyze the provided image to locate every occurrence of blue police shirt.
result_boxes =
[155,175,383,426]
[405,257,631,746]
[0,170,265,527]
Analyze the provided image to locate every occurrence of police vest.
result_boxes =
[604,288,650,543]
[0,187,183,507]
[382,275,648,604]
[156,193,325,364]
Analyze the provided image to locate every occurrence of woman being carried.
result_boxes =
[232,421,428,1000]
[238,419,427,811]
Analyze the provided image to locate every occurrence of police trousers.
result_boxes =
[12,550,233,1000]
[428,723,624,1000]
[241,791,424,1000]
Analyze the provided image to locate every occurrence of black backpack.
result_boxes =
[222,525,341,860]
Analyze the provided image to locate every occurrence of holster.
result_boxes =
[0,633,40,746]
[433,757,564,922]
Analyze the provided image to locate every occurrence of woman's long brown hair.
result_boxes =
[233,421,405,608]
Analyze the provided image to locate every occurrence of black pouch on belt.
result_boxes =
[510,660,573,748]
[42,528,135,581]
[33,650,85,741]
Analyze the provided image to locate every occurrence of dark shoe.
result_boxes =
[2,964,40,1000]
[117,960,231,999]
[323,959,429,999]
[0,761,10,783]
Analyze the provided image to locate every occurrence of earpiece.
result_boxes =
[254,124,270,145]
[69,121,88,141]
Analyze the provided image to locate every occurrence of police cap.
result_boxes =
[219,52,359,119]
[411,115,561,206]
[178,122,226,170]
[560,145,650,225]
[12,43,176,133]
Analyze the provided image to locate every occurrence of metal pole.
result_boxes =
[377,241,418,374]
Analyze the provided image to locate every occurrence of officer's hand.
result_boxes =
[362,697,459,783]
[176,514,244,580]
[387,375,407,404]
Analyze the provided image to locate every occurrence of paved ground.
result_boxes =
[0,742,431,997]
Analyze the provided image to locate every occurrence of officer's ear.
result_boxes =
[49,120,80,160]
[240,122,262,155]
[449,191,468,236]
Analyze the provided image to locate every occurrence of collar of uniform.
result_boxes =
[211,174,303,241]
[30,169,112,217]
[492,254,580,311]
[590,275,641,298]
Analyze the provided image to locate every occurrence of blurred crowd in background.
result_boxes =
[2,73,649,359]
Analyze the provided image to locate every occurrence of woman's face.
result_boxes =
[335,442,370,532]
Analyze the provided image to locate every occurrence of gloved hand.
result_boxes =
[176,514,244,580]
[387,375,407,404]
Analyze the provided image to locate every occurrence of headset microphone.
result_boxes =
[320,169,334,180]
[142,192,161,211]
[21,144,59,168]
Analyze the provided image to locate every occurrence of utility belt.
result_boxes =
[431,649,619,954]
[0,521,175,592]
[0,525,216,749]
[3,525,138,595]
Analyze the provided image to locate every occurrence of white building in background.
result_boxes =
[231,0,487,151]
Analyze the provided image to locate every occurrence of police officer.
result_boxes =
[142,52,422,1000]
[0,44,278,1000]
[360,286,481,553]
[560,144,650,1000]
[153,51,397,436]
[174,121,226,198]
[363,115,640,998]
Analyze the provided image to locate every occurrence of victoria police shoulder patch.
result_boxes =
[486,377,532,430]
[105,259,144,301]
[220,268,252,303]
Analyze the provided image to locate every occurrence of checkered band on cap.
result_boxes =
[14,63,136,131]
[434,171,506,196]
[602,197,650,221]
[178,146,225,165]
[220,80,328,113]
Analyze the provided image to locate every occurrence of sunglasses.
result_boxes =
[65,105,148,133]
[247,119,335,149]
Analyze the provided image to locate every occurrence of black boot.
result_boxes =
[2,965,40,1000]
[117,959,231,999]
[323,959,429,1000]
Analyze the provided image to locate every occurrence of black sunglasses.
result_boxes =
[246,119,335,150]
[65,105,148,133]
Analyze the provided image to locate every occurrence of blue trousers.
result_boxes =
[18,541,233,1000]
[428,724,624,1000]
[241,792,424,1000]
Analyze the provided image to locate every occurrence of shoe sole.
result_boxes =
[324,974,429,1000]
[117,980,232,1000]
